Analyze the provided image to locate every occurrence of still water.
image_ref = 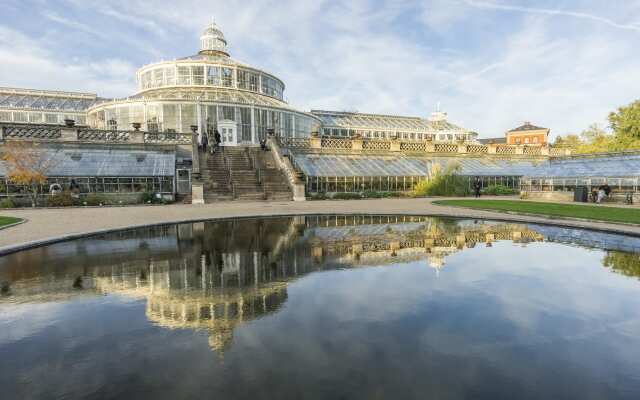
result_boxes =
[1,215,640,399]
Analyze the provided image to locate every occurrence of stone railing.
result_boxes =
[466,144,488,154]
[495,145,516,155]
[400,142,427,152]
[1,124,62,140]
[278,134,564,158]
[144,132,192,144]
[550,147,572,157]
[267,136,306,201]
[78,129,130,142]
[279,137,311,149]
[523,146,542,156]
[0,123,191,145]
[434,143,459,153]
[321,137,353,150]
[363,140,391,151]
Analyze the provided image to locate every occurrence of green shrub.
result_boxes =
[84,193,107,206]
[309,193,327,200]
[413,174,470,197]
[332,192,362,200]
[141,192,156,204]
[412,161,471,197]
[46,192,75,207]
[482,184,517,196]
[0,198,16,209]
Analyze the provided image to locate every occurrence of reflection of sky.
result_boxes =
[1,222,640,398]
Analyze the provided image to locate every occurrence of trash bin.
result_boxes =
[574,186,588,202]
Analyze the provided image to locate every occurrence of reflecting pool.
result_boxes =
[1,215,640,399]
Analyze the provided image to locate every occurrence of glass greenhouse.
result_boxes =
[292,153,532,193]
[85,22,321,145]
[520,152,640,196]
[0,87,103,126]
[0,147,176,198]
[312,110,478,143]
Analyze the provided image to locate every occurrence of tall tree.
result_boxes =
[1,142,57,207]
[609,99,640,140]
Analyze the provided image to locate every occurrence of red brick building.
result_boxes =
[506,122,550,145]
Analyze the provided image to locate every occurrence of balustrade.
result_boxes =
[496,145,516,155]
[399,142,427,152]
[321,137,352,150]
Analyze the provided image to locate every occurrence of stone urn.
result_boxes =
[132,122,142,131]
[64,119,75,127]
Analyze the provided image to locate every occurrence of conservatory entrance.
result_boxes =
[218,120,237,146]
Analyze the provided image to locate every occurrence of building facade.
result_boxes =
[506,122,549,145]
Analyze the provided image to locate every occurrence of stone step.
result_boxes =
[236,193,266,200]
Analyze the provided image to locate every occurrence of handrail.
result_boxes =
[223,151,235,198]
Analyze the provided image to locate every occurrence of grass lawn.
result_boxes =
[433,199,640,225]
[0,216,22,228]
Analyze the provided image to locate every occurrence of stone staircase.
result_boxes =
[253,151,293,201]
[198,147,292,202]
[200,151,233,202]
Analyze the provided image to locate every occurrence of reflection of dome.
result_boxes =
[144,286,288,353]
[208,326,234,353]
[428,254,444,270]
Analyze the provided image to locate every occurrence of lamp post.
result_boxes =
[190,125,201,178]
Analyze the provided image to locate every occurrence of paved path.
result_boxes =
[1,198,640,255]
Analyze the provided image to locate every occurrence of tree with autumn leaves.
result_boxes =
[1,141,57,207]
[554,99,640,153]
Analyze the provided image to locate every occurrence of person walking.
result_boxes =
[473,176,482,198]
[201,133,209,154]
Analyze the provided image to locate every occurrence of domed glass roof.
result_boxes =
[200,22,228,56]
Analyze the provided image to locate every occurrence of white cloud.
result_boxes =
[464,0,640,33]
[0,26,136,97]
[1,0,639,137]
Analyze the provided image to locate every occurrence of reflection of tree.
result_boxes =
[603,252,640,279]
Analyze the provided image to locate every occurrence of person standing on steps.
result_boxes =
[213,128,222,153]
[201,133,209,154]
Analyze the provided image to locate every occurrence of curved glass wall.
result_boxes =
[87,101,320,142]
[138,64,284,101]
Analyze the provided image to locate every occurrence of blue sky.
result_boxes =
[1,0,639,138]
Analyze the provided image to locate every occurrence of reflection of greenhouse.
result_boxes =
[0,216,559,353]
